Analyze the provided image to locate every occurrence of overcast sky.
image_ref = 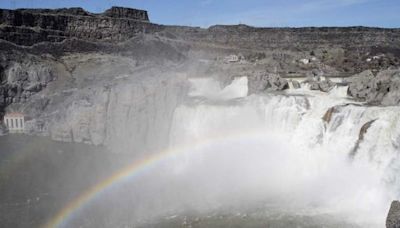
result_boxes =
[0,0,399,28]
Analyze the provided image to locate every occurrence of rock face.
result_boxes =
[0,53,57,115]
[306,77,336,92]
[347,69,400,105]
[103,6,149,20]
[0,7,156,45]
[248,72,289,93]
[0,52,188,155]
[350,119,376,157]
[346,70,375,100]
[387,201,400,228]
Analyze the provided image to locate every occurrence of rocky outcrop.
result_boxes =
[291,80,301,89]
[308,78,336,92]
[349,119,376,157]
[322,107,337,123]
[0,7,157,45]
[387,201,400,228]
[346,70,375,100]
[347,69,400,105]
[0,53,56,115]
[3,53,188,155]
[103,6,149,20]
[248,72,289,93]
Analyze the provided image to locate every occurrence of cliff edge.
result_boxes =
[0,6,155,45]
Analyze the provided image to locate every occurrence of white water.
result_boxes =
[166,77,400,227]
[188,77,248,100]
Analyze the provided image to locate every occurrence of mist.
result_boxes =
[57,76,399,228]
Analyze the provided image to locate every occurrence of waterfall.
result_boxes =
[167,77,400,227]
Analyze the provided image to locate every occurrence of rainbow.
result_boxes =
[42,132,270,228]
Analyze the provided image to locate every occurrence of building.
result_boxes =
[225,54,239,63]
[3,112,25,133]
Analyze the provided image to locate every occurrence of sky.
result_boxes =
[0,0,399,28]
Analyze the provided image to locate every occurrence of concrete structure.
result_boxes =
[3,112,25,133]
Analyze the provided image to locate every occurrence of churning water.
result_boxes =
[163,77,400,227]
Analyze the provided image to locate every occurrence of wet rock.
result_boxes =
[319,78,336,92]
[248,72,289,93]
[309,81,320,90]
[322,107,337,123]
[305,75,336,92]
[350,119,376,157]
[387,201,400,228]
[266,73,289,91]
[291,80,301,89]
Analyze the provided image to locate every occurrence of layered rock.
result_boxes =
[103,6,149,20]
[0,6,157,45]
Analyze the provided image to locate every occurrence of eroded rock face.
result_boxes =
[45,72,187,155]
[6,53,189,155]
[387,201,400,228]
[0,7,156,45]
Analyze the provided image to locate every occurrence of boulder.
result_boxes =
[319,78,336,92]
[309,81,320,90]
[387,201,400,228]
[266,73,289,91]
[347,69,400,105]
[304,75,336,92]
[248,72,289,93]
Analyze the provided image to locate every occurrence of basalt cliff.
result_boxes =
[0,6,400,151]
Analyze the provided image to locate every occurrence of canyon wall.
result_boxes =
[0,7,158,45]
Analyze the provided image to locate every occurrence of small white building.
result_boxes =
[3,112,25,133]
[225,54,239,63]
